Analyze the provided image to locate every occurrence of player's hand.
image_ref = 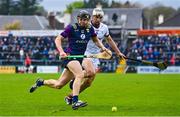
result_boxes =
[101,47,112,56]
[100,47,107,52]
[118,53,126,59]
[59,51,67,59]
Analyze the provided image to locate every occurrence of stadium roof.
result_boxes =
[155,12,180,29]
[71,8,143,30]
[0,15,49,30]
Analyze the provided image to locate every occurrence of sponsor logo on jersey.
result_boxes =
[80,34,86,39]
[76,40,88,44]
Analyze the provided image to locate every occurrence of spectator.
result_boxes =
[170,53,176,65]
[19,48,24,61]
[25,53,32,73]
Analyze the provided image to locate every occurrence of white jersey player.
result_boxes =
[85,21,110,69]
[65,8,126,105]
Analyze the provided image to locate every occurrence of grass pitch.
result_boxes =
[0,73,180,116]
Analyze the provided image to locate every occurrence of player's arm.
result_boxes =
[92,36,106,51]
[106,35,126,58]
[55,35,67,57]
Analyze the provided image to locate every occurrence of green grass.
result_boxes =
[0,73,180,116]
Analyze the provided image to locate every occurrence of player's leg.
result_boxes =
[66,60,87,109]
[79,58,96,91]
[43,69,73,89]
[29,68,73,93]
[69,58,96,90]
[65,58,97,104]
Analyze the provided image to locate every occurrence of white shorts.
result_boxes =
[84,51,100,69]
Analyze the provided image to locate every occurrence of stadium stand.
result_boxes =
[0,9,179,73]
[0,35,61,65]
[0,30,179,71]
[126,30,180,66]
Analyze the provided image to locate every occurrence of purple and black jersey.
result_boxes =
[61,23,97,55]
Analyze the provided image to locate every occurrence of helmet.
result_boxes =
[77,10,91,19]
[92,8,104,17]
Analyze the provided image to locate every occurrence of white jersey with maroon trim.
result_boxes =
[85,22,109,54]
[85,22,109,68]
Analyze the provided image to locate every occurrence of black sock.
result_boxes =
[72,95,78,103]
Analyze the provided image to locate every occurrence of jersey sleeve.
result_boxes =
[60,24,72,38]
[91,26,97,37]
[104,25,110,37]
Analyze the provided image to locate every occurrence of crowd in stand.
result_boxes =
[0,35,180,66]
[126,35,180,65]
[0,36,59,62]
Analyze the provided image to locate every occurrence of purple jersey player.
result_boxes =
[29,10,108,110]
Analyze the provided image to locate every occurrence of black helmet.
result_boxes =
[77,10,91,19]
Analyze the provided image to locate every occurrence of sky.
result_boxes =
[40,0,180,12]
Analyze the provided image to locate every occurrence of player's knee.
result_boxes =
[86,70,96,77]
[75,72,84,79]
